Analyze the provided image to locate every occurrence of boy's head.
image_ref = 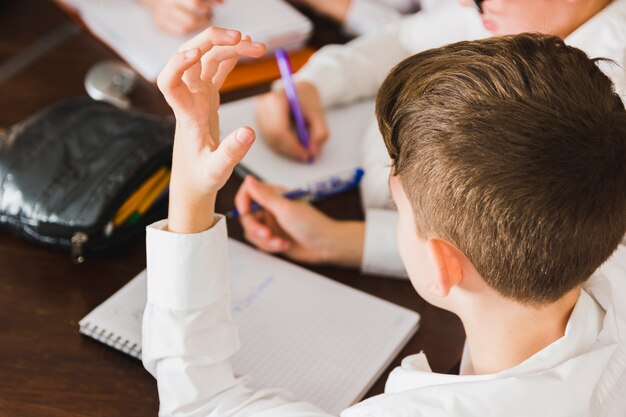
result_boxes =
[458,0,613,38]
[376,33,626,307]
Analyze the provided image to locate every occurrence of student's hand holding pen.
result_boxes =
[142,0,224,35]
[234,176,364,267]
[157,27,266,234]
[256,81,329,162]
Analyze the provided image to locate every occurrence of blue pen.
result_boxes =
[275,48,311,154]
[226,168,365,218]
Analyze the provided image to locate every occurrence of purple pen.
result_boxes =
[275,48,311,154]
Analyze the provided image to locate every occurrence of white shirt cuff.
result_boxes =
[145,215,229,311]
[289,45,350,108]
[362,208,408,278]
[270,68,333,109]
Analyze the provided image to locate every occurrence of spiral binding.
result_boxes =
[79,321,142,360]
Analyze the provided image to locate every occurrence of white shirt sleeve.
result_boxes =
[344,0,407,36]
[362,209,408,278]
[293,6,488,108]
[345,0,459,36]
[142,216,334,417]
[293,24,409,108]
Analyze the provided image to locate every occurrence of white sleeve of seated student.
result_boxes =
[142,216,334,417]
[362,209,408,279]
[344,0,415,36]
[293,6,485,109]
[345,0,458,36]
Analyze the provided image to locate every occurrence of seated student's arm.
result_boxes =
[256,5,485,161]
[343,0,412,36]
[295,0,416,36]
[235,179,408,278]
[293,5,483,108]
[142,27,334,417]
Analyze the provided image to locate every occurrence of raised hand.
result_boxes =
[157,27,266,233]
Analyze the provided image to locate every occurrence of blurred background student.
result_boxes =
[241,0,626,278]
[140,0,456,36]
[140,0,223,35]
[294,0,457,35]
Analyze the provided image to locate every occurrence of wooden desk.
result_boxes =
[0,1,465,416]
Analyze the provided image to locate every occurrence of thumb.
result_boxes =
[210,126,255,174]
[245,177,288,215]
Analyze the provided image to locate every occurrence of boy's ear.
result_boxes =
[425,239,465,297]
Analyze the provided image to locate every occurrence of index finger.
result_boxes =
[178,26,242,54]
[200,40,266,85]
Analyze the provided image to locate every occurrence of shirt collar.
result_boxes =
[384,288,604,393]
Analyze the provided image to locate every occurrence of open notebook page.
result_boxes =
[219,97,376,189]
[62,0,312,81]
[80,239,419,415]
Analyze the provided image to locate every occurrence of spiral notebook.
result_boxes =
[79,239,419,415]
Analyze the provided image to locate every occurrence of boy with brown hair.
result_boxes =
[142,28,626,416]
[240,0,626,278]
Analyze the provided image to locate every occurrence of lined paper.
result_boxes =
[219,97,376,189]
[80,239,419,415]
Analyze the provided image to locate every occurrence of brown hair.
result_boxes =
[376,33,626,304]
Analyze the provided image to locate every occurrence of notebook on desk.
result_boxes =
[61,0,312,81]
[79,239,419,415]
[219,96,376,188]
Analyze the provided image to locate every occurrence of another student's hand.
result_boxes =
[256,81,329,162]
[142,0,223,35]
[158,27,266,234]
[235,176,364,267]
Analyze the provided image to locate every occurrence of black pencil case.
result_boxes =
[0,97,175,262]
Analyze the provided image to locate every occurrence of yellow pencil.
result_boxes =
[125,173,172,226]
[113,168,167,226]
[135,172,171,215]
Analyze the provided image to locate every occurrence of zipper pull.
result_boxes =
[71,232,89,264]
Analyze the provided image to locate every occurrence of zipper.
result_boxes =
[71,232,89,264]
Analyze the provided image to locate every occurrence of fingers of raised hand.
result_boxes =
[200,37,266,87]
[210,34,251,88]
[203,127,255,188]
[178,26,241,55]
[157,48,202,105]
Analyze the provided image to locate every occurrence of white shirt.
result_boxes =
[293,0,626,278]
[345,0,457,36]
[142,216,626,417]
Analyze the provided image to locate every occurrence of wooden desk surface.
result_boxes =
[0,1,465,416]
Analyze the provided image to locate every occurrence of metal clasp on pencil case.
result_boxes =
[226,167,365,218]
